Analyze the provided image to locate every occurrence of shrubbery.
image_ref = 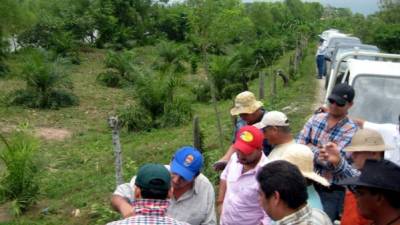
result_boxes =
[97,50,141,87]
[118,73,192,132]
[0,130,40,216]
[8,49,78,109]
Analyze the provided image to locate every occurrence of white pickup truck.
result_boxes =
[324,52,400,124]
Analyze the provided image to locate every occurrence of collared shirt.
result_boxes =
[316,41,328,56]
[113,167,216,225]
[275,204,332,225]
[364,121,400,166]
[296,113,357,184]
[107,199,189,225]
[220,153,271,225]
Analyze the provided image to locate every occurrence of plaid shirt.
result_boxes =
[275,205,332,225]
[296,113,357,183]
[107,199,189,225]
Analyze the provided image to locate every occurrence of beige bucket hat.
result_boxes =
[345,128,390,152]
[281,144,330,186]
[230,91,263,116]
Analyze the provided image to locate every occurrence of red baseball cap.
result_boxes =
[233,125,264,155]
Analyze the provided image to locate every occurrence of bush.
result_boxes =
[0,31,9,77]
[8,49,78,109]
[153,41,188,73]
[191,80,211,102]
[120,72,192,131]
[221,83,244,100]
[159,98,192,127]
[0,131,40,216]
[9,89,78,109]
[97,50,141,87]
[97,71,122,88]
[118,104,153,132]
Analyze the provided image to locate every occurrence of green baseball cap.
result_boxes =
[135,163,171,191]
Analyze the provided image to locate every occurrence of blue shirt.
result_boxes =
[307,185,323,210]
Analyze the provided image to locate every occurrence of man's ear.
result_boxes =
[167,187,173,199]
[272,191,281,207]
[348,101,354,108]
[134,185,142,199]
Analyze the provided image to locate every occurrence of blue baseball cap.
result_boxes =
[170,146,204,181]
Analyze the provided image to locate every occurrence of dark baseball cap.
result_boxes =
[135,163,171,191]
[338,159,400,192]
[328,83,355,105]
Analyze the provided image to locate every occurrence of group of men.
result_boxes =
[107,83,400,225]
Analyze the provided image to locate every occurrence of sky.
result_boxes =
[242,0,380,15]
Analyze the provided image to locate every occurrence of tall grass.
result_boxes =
[0,130,40,216]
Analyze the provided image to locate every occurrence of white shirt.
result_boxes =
[364,121,400,166]
[113,166,217,225]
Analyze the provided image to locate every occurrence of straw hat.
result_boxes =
[230,91,263,116]
[281,144,330,186]
[345,128,389,152]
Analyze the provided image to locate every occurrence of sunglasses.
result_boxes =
[328,99,346,107]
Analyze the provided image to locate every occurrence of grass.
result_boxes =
[0,45,317,224]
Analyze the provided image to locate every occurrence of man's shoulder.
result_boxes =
[308,207,332,224]
[195,173,214,188]
[107,215,190,225]
[311,112,328,121]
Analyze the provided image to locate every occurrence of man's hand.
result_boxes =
[319,142,341,167]
[352,118,365,128]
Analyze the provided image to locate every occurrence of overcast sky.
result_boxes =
[242,0,380,15]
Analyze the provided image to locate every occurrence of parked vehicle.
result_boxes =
[324,52,400,124]
[325,44,380,88]
[323,36,361,76]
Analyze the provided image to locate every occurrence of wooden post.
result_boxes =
[258,72,265,100]
[193,116,202,152]
[108,116,124,186]
[270,67,276,97]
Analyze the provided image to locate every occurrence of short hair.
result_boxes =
[257,160,308,209]
[138,179,169,200]
[276,126,291,134]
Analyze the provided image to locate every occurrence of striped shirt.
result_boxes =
[275,205,332,225]
[296,113,357,183]
[107,199,189,225]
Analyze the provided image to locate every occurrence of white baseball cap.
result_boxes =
[253,111,289,129]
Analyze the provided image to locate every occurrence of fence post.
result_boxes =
[108,116,124,186]
[270,67,276,97]
[259,72,265,100]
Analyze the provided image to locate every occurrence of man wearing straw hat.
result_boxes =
[320,128,390,225]
[213,91,272,171]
